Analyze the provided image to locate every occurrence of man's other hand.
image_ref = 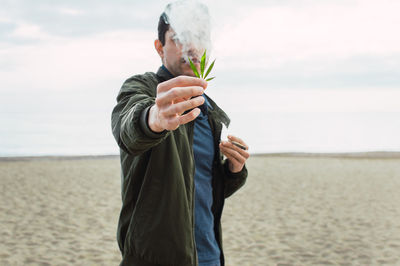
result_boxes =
[148,76,207,132]
[219,135,250,173]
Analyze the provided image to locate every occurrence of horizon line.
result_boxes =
[2,151,400,161]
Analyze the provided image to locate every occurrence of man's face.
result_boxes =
[160,29,201,77]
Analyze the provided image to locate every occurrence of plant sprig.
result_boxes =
[188,50,215,82]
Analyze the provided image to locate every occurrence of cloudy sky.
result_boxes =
[1,0,400,155]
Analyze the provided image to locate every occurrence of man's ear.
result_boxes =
[154,39,164,58]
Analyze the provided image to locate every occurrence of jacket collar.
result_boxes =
[205,94,230,128]
[156,65,174,82]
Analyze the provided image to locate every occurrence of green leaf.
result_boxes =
[204,59,215,79]
[200,50,206,77]
[206,77,215,82]
[188,57,200,78]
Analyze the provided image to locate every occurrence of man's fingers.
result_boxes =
[222,153,241,166]
[163,96,205,116]
[230,141,247,150]
[227,135,249,150]
[221,141,250,159]
[219,144,246,164]
[177,108,201,125]
[156,86,204,106]
[157,76,207,93]
[162,107,200,130]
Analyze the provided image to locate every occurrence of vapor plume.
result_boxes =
[164,0,212,63]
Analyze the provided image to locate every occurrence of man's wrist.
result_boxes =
[224,160,248,179]
[148,105,164,133]
[229,162,243,173]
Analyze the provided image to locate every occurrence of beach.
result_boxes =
[1,154,400,265]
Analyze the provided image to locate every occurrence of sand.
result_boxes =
[1,154,400,265]
[0,157,122,265]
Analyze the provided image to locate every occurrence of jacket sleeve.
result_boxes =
[111,74,170,156]
[222,159,248,198]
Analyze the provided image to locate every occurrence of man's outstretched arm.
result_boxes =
[112,75,207,156]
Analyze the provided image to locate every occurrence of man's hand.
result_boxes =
[148,76,207,132]
[219,135,250,173]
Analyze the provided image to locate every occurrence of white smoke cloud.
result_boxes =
[164,0,212,62]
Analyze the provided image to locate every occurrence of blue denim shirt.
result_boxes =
[193,95,221,266]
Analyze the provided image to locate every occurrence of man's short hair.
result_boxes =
[158,12,169,46]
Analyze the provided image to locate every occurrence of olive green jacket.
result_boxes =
[111,67,248,266]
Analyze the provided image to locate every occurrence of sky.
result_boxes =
[1,0,400,155]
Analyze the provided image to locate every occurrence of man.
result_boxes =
[111,2,249,265]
